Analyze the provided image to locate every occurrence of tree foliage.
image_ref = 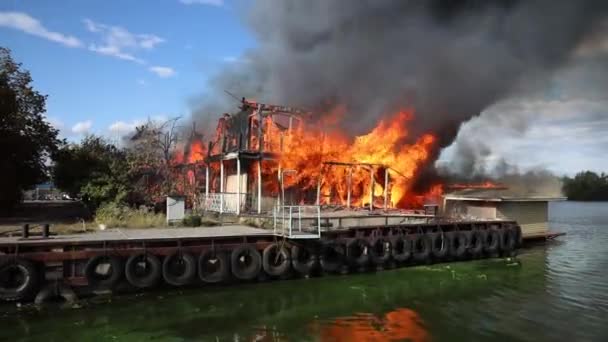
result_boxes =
[52,135,131,210]
[0,47,60,214]
[562,171,608,201]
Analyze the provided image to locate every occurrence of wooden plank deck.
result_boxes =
[0,226,275,247]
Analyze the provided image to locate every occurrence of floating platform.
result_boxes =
[0,209,533,304]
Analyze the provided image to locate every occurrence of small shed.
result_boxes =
[442,189,566,238]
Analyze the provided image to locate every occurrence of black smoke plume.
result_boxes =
[191,0,608,191]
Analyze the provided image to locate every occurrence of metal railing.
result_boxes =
[273,205,321,239]
[201,192,249,214]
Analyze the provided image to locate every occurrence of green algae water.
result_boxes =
[1,201,608,342]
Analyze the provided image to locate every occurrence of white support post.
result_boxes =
[257,159,262,214]
[205,165,209,207]
[277,164,282,208]
[347,167,352,209]
[220,159,224,214]
[383,168,389,210]
[369,167,374,212]
[236,157,241,215]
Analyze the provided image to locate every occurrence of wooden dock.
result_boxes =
[0,226,274,247]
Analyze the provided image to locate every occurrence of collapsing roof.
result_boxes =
[443,188,566,202]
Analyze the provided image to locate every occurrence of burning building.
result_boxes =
[194,98,443,215]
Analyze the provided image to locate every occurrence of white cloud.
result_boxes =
[108,120,142,135]
[83,18,165,64]
[149,66,176,78]
[89,45,145,64]
[71,120,93,135]
[0,11,82,48]
[179,0,224,6]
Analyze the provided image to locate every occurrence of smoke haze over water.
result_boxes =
[191,0,608,187]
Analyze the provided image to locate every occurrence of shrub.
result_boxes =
[95,202,165,228]
[182,215,202,227]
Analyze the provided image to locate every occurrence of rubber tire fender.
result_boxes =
[483,229,500,254]
[390,235,412,263]
[513,225,523,247]
[369,237,391,265]
[291,245,317,275]
[448,231,468,259]
[231,245,262,281]
[411,234,431,263]
[346,238,369,267]
[84,255,124,290]
[34,283,78,306]
[429,233,449,259]
[319,242,345,273]
[0,258,41,302]
[499,228,516,253]
[467,230,484,257]
[124,253,162,289]
[163,252,197,286]
[262,243,291,277]
[198,250,231,283]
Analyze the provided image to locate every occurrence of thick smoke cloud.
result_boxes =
[192,0,608,190]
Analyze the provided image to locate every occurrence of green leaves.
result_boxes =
[52,135,131,210]
[562,171,608,201]
[0,47,60,214]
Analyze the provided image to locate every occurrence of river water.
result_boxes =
[1,201,607,341]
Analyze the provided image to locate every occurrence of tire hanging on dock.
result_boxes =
[199,250,231,283]
[467,230,484,257]
[84,255,124,290]
[262,243,291,277]
[0,258,40,302]
[163,252,197,286]
[369,237,391,266]
[346,238,369,268]
[499,228,516,255]
[429,233,449,260]
[230,245,262,280]
[125,253,162,289]
[513,225,523,247]
[411,234,431,263]
[483,229,500,254]
[448,231,468,259]
[34,283,78,306]
[390,235,412,263]
[290,244,317,275]
[319,242,345,273]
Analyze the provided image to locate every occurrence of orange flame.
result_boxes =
[264,108,440,208]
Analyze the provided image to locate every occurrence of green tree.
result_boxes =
[0,47,60,214]
[562,171,608,201]
[52,135,131,210]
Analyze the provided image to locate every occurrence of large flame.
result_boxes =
[264,108,441,208]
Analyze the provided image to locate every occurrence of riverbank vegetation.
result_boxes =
[562,171,608,201]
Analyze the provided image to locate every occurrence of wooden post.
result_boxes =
[383,168,389,210]
[220,159,224,214]
[257,159,262,214]
[316,177,322,205]
[347,167,352,209]
[369,167,374,212]
[236,157,241,215]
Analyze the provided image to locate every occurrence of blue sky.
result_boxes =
[0,0,253,139]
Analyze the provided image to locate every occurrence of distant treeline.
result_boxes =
[562,171,608,201]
